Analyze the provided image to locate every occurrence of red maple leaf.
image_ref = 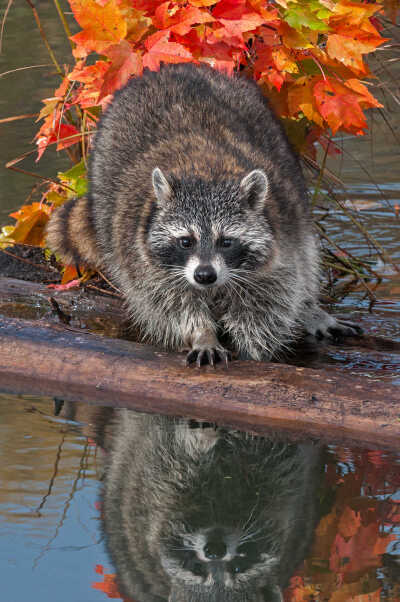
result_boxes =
[143,30,194,70]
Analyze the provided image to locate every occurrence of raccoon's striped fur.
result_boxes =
[102,411,323,601]
[47,63,361,363]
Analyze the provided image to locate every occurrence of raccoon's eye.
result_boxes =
[229,557,250,575]
[220,238,233,248]
[178,237,194,249]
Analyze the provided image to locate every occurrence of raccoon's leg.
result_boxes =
[220,309,282,362]
[185,327,231,367]
[303,303,363,340]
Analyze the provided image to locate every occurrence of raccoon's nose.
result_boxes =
[194,265,217,285]
[204,539,227,560]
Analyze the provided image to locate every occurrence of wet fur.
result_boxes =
[46,63,360,361]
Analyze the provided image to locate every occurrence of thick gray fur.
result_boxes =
[103,411,323,601]
[84,63,361,362]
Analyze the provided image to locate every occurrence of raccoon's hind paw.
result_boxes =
[323,319,363,340]
[186,345,231,368]
[304,307,363,342]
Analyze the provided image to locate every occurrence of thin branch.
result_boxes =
[0,0,14,54]
[0,113,38,124]
[52,0,74,48]
[25,0,63,76]
[0,248,53,272]
[0,63,52,78]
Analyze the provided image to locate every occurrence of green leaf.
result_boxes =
[284,1,331,32]
[58,159,88,197]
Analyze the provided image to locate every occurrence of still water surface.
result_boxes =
[0,394,399,602]
[0,6,399,600]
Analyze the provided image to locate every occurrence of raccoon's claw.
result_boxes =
[325,320,363,340]
[314,319,363,341]
[305,307,363,342]
[186,346,231,367]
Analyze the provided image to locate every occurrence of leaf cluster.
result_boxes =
[1,0,398,289]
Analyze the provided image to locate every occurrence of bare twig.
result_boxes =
[0,0,15,54]
[0,113,38,124]
[25,0,62,76]
[0,247,53,272]
[0,63,52,78]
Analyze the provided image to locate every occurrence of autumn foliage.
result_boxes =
[1,0,398,284]
[92,447,400,602]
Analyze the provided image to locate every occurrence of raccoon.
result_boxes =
[102,411,323,602]
[46,63,362,364]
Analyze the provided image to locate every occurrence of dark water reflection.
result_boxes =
[0,394,399,601]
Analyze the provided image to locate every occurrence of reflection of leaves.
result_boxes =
[338,506,361,539]
[330,523,396,574]
[92,565,136,601]
[285,447,400,602]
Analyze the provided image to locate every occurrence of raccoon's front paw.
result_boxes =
[305,307,363,341]
[186,345,231,367]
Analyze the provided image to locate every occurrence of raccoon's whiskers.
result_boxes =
[240,501,261,535]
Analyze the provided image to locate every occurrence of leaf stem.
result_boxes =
[25,0,63,76]
[52,0,74,49]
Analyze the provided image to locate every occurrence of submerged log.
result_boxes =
[0,313,398,449]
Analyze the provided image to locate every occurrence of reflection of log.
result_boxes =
[0,313,398,449]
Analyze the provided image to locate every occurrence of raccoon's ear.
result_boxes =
[152,167,172,204]
[240,169,269,212]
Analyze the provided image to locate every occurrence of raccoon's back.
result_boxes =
[89,63,307,257]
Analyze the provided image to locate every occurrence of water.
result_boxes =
[0,0,74,221]
[0,8,399,600]
[0,393,399,601]
[1,2,399,324]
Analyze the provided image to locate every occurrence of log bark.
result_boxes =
[0,313,398,450]
[0,276,127,337]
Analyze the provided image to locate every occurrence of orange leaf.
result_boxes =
[288,76,324,126]
[10,210,49,247]
[188,0,216,5]
[143,31,194,70]
[279,21,318,49]
[70,0,127,56]
[100,42,143,98]
[330,0,381,28]
[253,47,287,91]
[327,31,386,74]
[313,77,371,135]
[153,2,214,35]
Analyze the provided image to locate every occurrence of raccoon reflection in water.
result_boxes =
[102,411,322,602]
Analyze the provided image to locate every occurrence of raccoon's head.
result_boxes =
[147,167,276,290]
[161,525,283,602]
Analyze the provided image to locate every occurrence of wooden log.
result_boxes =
[0,276,127,337]
[0,314,398,449]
